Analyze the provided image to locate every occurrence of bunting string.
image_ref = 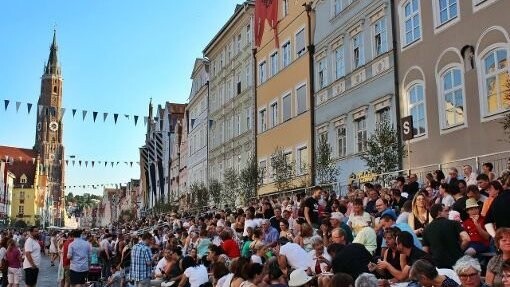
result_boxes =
[1,155,140,168]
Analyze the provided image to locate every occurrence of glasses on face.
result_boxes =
[503,272,510,280]
[459,273,478,280]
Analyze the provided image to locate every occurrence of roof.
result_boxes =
[0,146,37,187]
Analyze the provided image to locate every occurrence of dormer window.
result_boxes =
[20,174,28,184]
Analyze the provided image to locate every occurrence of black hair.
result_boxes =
[330,273,354,287]
[181,256,198,270]
[476,173,489,182]
[430,203,444,219]
[396,231,414,249]
[482,162,494,171]
[212,262,229,280]
[242,263,263,280]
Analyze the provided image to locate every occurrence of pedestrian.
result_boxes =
[5,239,22,287]
[129,233,153,287]
[67,229,91,287]
[23,226,41,287]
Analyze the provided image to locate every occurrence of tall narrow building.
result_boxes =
[34,30,65,223]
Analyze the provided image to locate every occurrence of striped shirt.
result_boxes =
[129,242,152,281]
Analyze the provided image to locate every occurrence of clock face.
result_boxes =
[37,123,42,131]
[49,154,55,160]
[49,121,59,132]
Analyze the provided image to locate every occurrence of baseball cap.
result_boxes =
[381,209,397,221]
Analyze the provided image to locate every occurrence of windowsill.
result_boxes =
[401,38,423,53]
[330,1,357,22]
[409,133,428,143]
[257,55,307,89]
[439,122,467,135]
[473,0,501,13]
[434,17,460,35]
[481,109,510,122]
[257,110,309,136]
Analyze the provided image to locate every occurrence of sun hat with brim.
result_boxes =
[465,198,480,209]
[288,268,313,287]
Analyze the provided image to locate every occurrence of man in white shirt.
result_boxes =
[150,248,172,287]
[463,165,478,186]
[276,237,311,276]
[23,226,41,287]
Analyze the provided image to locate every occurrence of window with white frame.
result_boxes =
[236,114,241,135]
[317,58,328,89]
[333,0,343,16]
[441,67,465,127]
[437,0,458,26]
[259,61,267,84]
[246,64,252,87]
[352,32,364,68]
[296,29,306,57]
[283,94,292,122]
[402,0,421,46]
[482,48,510,115]
[246,106,252,130]
[296,84,307,115]
[355,117,367,152]
[296,146,308,175]
[408,83,427,136]
[373,18,388,56]
[259,108,267,132]
[270,101,278,127]
[246,23,252,46]
[270,52,279,76]
[336,125,347,157]
[376,107,390,125]
[260,160,267,180]
[335,45,345,79]
[282,0,289,17]
[20,174,27,184]
[284,151,292,165]
[237,34,242,54]
[282,41,291,68]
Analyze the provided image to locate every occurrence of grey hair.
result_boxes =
[261,219,270,225]
[310,235,323,246]
[453,255,481,274]
[354,273,378,287]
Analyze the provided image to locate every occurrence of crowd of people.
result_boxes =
[1,162,510,287]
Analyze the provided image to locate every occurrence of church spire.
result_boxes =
[45,30,60,75]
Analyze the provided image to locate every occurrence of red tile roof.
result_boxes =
[0,145,37,187]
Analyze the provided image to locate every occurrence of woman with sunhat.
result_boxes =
[461,198,490,256]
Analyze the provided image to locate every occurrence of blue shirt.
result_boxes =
[263,226,279,245]
[129,242,152,281]
[67,238,91,272]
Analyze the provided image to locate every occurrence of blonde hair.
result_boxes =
[411,191,429,218]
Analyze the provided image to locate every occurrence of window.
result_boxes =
[335,46,345,79]
[246,23,252,46]
[259,108,267,132]
[333,0,343,16]
[246,106,252,130]
[336,125,346,157]
[482,48,510,115]
[373,18,388,56]
[317,58,327,89]
[408,83,427,136]
[260,160,267,180]
[355,118,367,153]
[259,61,267,84]
[246,64,252,87]
[20,174,27,184]
[237,34,242,54]
[282,41,291,68]
[296,146,308,175]
[441,68,465,127]
[296,29,306,57]
[20,191,25,199]
[376,108,390,125]
[402,0,421,46]
[352,33,364,68]
[437,0,458,25]
[283,94,292,121]
[236,114,241,135]
[296,84,307,115]
[18,205,24,215]
[282,0,289,17]
[270,102,278,127]
[270,52,279,76]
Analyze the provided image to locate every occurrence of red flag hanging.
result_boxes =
[254,0,279,48]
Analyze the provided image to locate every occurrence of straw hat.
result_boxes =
[465,198,479,209]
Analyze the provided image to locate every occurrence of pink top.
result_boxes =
[6,247,22,268]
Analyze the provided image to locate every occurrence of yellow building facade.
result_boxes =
[256,0,313,195]
[11,185,39,226]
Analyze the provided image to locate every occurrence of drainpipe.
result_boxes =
[305,2,316,186]
[206,80,210,190]
[390,0,403,170]
[252,47,258,196]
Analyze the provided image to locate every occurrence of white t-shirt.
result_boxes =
[155,257,169,277]
[250,255,263,264]
[308,247,332,274]
[23,237,41,269]
[0,247,6,261]
[243,219,259,237]
[441,194,455,208]
[183,265,209,287]
[279,243,311,270]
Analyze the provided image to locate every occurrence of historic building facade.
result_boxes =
[187,59,209,187]
[256,0,313,195]
[314,0,396,185]
[393,0,510,171]
[205,1,255,183]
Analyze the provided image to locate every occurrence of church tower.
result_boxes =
[34,30,65,210]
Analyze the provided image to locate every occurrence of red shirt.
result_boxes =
[221,239,240,259]
[5,248,22,268]
[62,238,74,267]
[462,216,489,246]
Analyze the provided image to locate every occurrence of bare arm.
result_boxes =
[485,270,495,286]
[177,274,188,287]
[459,231,470,251]
[304,206,312,226]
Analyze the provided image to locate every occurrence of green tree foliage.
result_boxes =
[270,146,294,192]
[360,117,405,175]
[222,168,240,208]
[189,182,208,210]
[209,179,222,207]
[501,72,510,141]
[239,153,263,204]
[315,135,339,184]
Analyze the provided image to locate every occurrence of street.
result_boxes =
[30,253,57,287]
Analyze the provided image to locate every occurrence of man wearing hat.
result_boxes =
[462,198,490,256]
[288,268,314,287]
[329,212,353,244]
[379,209,422,250]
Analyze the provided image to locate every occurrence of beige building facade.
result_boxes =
[204,2,255,182]
[394,0,510,171]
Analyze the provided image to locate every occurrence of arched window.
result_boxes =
[440,67,465,128]
[481,47,510,115]
[407,83,427,136]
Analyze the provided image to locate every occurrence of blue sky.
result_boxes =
[0,0,243,195]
